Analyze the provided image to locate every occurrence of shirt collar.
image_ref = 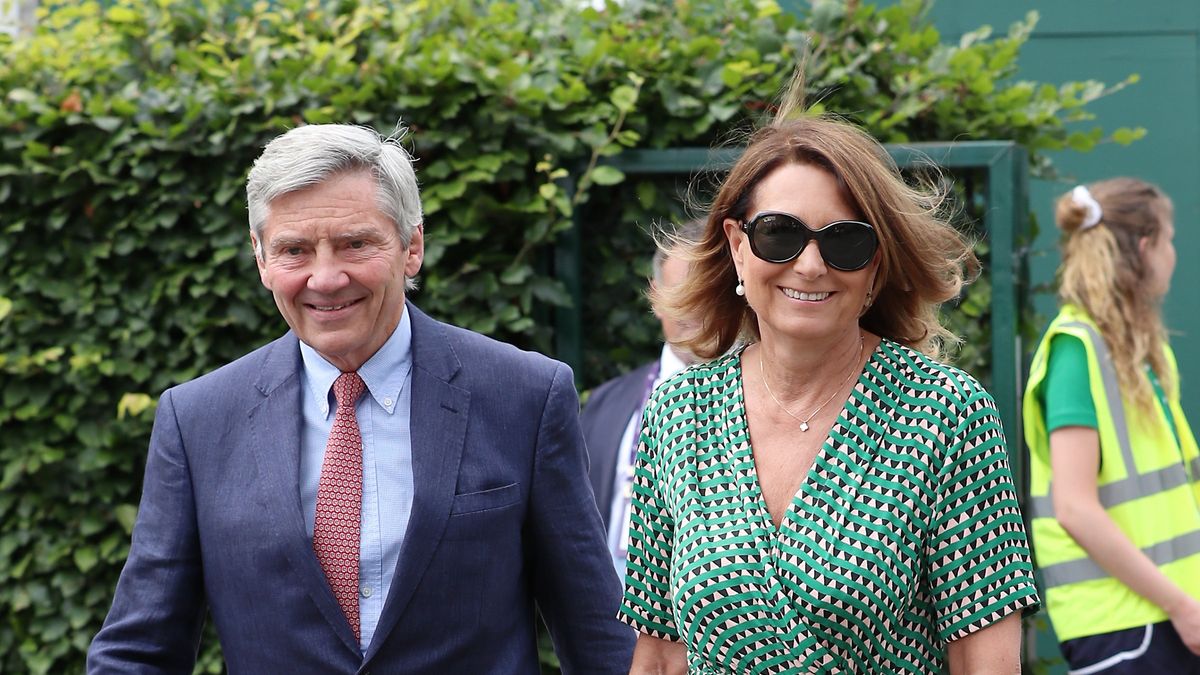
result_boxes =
[657,342,690,385]
[299,308,414,418]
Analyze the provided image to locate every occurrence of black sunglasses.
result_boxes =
[740,211,878,271]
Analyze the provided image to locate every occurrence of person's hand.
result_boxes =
[1167,594,1200,655]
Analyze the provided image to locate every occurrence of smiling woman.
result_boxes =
[621,69,1040,675]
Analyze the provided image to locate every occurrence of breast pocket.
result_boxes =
[430,483,526,628]
[443,482,524,547]
[449,482,522,515]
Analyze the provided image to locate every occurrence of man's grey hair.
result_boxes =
[246,124,423,274]
[652,217,705,282]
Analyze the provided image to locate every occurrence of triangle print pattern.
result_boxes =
[618,340,1040,674]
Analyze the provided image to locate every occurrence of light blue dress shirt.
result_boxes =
[299,309,414,652]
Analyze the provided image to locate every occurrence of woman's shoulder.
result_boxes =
[876,339,993,410]
[647,345,744,411]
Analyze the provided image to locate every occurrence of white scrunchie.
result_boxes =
[1072,185,1103,230]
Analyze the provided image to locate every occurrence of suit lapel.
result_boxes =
[366,303,469,661]
[247,333,361,655]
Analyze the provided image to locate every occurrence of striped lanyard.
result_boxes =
[616,363,662,557]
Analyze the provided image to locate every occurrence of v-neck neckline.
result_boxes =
[732,341,881,540]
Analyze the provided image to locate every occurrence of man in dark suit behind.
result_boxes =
[581,220,701,578]
[88,124,633,674]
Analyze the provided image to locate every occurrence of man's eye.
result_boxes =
[285,247,303,256]
[349,240,366,249]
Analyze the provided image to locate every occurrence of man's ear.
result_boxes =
[250,232,271,290]
[404,223,425,279]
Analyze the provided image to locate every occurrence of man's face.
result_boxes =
[653,253,698,359]
[252,171,423,372]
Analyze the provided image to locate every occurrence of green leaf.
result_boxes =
[116,393,155,420]
[105,6,140,23]
[1111,126,1146,146]
[500,266,532,285]
[610,85,638,113]
[114,505,139,535]
[1066,131,1095,152]
[92,117,122,132]
[73,547,98,573]
[589,165,625,186]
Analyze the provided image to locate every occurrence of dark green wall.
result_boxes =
[926,1,1200,423]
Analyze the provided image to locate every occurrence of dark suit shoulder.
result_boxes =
[584,361,656,411]
[410,306,567,401]
[439,321,559,374]
[165,333,297,411]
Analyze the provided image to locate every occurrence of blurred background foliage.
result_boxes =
[0,0,1137,671]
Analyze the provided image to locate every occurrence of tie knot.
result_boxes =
[332,371,366,408]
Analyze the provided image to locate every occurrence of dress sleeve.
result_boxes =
[927,389,1041,643]
[618,396,680,640]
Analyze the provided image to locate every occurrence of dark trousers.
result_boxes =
[1059,621,1200,674]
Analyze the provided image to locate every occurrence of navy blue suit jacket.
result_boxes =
[88,303,633,674]
[580,361,657,533]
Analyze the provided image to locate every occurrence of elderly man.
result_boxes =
[581,220,700,579]
[88,124,633,673]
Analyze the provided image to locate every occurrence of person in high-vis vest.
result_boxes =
[1025,177,1200,673]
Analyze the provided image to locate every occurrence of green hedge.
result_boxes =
[0,0,1137,672]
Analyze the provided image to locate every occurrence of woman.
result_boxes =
[618,87,1039,672]
[1024,178,1200,672]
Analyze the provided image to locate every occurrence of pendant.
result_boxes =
[799,421,810,432]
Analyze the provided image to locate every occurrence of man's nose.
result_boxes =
[307,251,350,293]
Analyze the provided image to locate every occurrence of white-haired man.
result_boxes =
[89,124,633,674]
[582,221,701,579]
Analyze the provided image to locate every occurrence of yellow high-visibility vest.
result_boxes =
[1024,305,1200,641]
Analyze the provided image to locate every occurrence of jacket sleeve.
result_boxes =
[527,363,636,674]
[87,388,206,674]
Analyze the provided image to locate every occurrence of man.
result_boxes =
[581,220,701,578]
[88,124,633,673]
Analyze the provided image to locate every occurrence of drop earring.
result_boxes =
[735,279,745,297]
[861,273,878,316]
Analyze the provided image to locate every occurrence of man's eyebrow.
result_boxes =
[332,229,384,243]
[267,235,310,249]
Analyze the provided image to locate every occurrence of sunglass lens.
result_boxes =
[822,221,877,270]
[753,214,809,262]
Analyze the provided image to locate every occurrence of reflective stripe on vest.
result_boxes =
[1041,530,1200,587]
[1033,320,1195,586]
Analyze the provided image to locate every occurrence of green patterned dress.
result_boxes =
[619,340,1039,674]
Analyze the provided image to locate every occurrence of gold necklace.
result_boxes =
[758,334,863,432]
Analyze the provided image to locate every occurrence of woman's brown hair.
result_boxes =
[1055,178,1173,409]
[654,71,977,361]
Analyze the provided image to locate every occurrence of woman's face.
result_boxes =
[724,162,879,346]
[1140,211,1176,300]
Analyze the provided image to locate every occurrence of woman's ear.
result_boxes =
[724,217,745,278]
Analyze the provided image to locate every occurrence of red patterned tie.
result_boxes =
[313,371,366,640]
